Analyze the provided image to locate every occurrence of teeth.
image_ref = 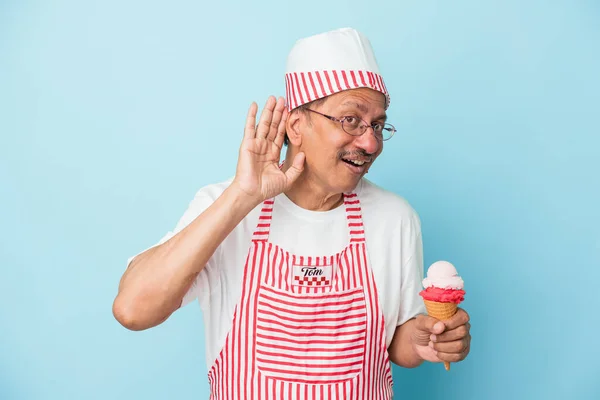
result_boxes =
[348,159,365,166]
[342,158,368,166]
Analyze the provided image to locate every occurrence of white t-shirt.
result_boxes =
[127,177,426,369]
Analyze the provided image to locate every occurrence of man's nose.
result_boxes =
[354,126,381,154]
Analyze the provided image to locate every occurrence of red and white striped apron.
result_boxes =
[207,192,393,399]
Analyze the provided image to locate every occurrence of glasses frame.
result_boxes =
[305,108,396,141]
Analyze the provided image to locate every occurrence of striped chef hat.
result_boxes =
[285,27,390,111]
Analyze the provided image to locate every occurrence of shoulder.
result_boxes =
[187,177,262,230]
[190,177,234,203]
[358,178,421,231]
[171,178,235,231]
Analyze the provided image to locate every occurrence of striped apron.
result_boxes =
[208,192,393,399]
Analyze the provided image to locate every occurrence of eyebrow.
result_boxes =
[340,101,387,122]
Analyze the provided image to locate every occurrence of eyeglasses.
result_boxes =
[305,108,396,141]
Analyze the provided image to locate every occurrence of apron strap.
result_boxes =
[343,193,366,244]
[251,199,274,242]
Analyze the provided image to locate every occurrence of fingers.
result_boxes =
[244,102,258,140]
[256,96,277,139]
[273,106,289,149]
[267,97,286,142]
[442,308,470,331]
[431,322,470,343]
[415,314,446,335]
[245,96,287,142]
[428,313,471,364]
[433,342,471,363]
[284,152,305,187]
[430,334,470,353]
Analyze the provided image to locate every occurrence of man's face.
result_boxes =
[298,88,388,194]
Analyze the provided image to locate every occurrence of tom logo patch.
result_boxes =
[292,264,333,287]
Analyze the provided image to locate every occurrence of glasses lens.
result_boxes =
[341,117,362,135]
[382,124,395,140]
[341,118,396,140]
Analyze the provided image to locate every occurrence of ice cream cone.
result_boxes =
[419,261,466,372]
[423,300,458,321]
[423,300,458,370]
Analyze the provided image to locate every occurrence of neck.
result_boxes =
[281,157,343,212]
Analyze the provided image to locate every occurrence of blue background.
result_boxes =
[1,0,599,399]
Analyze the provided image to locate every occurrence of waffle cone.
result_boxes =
[423,300,458,371]
[423,300,458,321]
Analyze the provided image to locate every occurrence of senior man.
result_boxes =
[114,27,471,399]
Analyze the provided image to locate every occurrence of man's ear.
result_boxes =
[286,109,303,146]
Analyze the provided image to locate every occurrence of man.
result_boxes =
[113,27,471,398]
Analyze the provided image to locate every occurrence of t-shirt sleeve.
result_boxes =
[397,216,427,326]
[125,189,223,309]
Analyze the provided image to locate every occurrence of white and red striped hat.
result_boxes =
[285,27,390,111]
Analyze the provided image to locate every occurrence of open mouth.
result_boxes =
[341,158,369,167]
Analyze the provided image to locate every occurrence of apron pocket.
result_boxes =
[254,284,367,385]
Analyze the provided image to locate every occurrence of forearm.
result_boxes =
[388,319,425,368]
[113,186,258,330]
